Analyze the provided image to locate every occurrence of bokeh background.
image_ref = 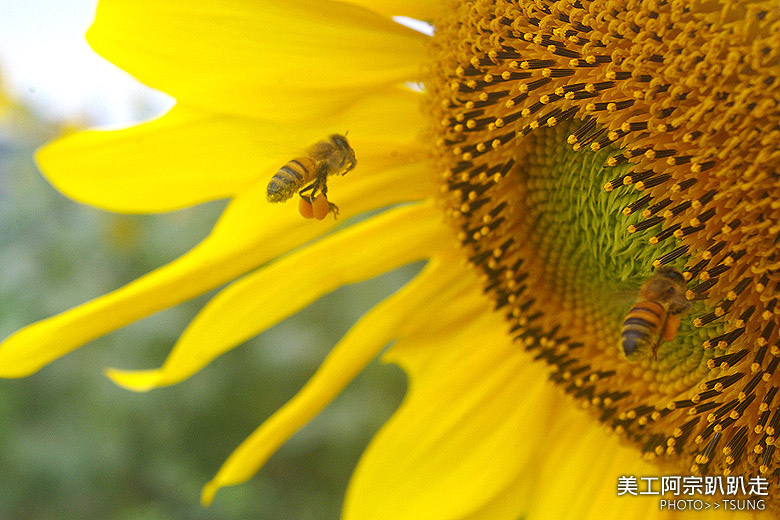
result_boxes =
[0,1,420,518]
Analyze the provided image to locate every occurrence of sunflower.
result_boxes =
[2,0,779,518]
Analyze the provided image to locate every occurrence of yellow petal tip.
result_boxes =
[201,480,219,506]
[0,328,52,378]
[104,367,163,392]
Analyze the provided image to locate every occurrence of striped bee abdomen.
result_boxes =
[620,300,666,358]
[266,157,316,203]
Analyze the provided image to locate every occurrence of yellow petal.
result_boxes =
[37,87,424,213]
[0,152,430,378]
[37,105,274,212]
[201,256,457,505]
[346,0,441,20]
[457,471,536,520]
[107,201,444,390]
[340,86,427,146]
[87,0,428,121]
[525,412,773,520]
[344,263,549,519]
[521,416,661,520]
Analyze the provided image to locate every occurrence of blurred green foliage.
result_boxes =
[0,104,418,519]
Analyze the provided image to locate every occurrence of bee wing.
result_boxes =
[611,286,641,314]
[306,140,335,163]
[265,144,314,185]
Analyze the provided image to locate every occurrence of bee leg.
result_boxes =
[298,182,318,203]
[313,176,338,219]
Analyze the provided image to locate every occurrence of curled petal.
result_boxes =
[201,255,460,505]
[107,201,445,390]
[0,150,430,378]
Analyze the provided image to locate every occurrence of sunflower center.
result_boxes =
[428,0,780,504]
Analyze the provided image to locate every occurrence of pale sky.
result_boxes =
[0,0,172,125]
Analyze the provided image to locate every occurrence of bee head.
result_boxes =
[654,265,685,285]
[648,266,690,314]
[330,133,357,175]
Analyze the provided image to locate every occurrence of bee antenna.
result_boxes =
[344,130,349,137]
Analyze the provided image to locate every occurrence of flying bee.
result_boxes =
[620,266,691,362]
[266,133,356,220]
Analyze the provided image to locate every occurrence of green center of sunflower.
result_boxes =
[428,0,780,506]
[507,122,719,365]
